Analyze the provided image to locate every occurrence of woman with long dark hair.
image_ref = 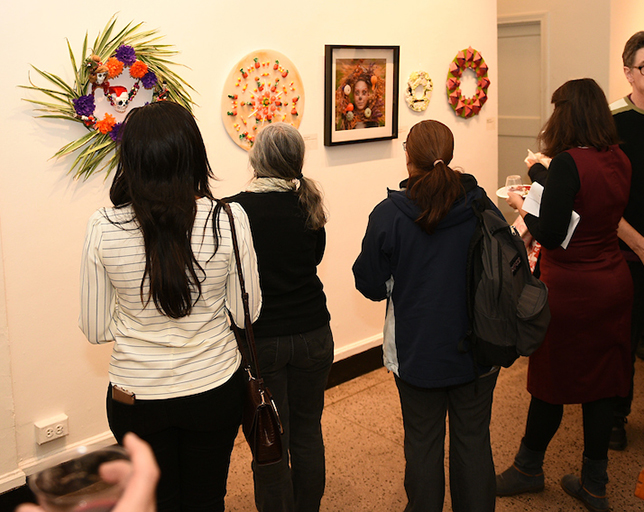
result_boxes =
[353,120,500,512]
[79,101,261,512]
[225,123,333,512]
[497,78,632,512]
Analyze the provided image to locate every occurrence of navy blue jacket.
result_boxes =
[353,173,495,388]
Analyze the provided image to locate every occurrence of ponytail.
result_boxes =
[408,161,463,234]
[405,120,463,234]
[297,176,327,230]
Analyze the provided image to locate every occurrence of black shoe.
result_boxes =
[609,417,627,451]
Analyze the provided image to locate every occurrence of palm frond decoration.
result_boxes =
[20,15,195,180]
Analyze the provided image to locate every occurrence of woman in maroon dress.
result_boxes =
[497,78,632,512]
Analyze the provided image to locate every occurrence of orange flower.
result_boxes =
[106,57,124,78]
[96,113,116,134]
[129,60,148,79]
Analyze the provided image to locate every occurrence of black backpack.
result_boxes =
[462,194,551,368]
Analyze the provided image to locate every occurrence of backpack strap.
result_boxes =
[459,190,487,355]
[459,189,496,384]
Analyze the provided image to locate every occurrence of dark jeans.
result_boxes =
[615,260,644,418]
[523,395,617,461]
[106,367,245,512]
[395,370,499,512]
[252,323,334,512]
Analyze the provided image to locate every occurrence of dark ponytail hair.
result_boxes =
[109,101,219,319]
[405,120,463,234]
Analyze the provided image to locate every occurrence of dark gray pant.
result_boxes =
[252,323,334,512]
[395,371,498,512]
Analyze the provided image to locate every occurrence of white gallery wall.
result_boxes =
[0,0,499,490]
[498,0,643,105]
[609,0,644,101]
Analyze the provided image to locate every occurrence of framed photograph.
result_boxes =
[324,45,400,146]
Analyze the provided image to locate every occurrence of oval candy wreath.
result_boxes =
[21,16,194,179]
[446,47,490,119]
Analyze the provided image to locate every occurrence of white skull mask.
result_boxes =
[112,91,129,113]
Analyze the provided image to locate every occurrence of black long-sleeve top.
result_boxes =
[524,152,581,250]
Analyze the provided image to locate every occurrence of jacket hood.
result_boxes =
[388,173,483,230]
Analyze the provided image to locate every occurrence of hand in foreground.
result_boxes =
[105,433,159,512]
[16,433,159,512]
[505,191,525,213]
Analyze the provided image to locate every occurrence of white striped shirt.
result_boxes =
[79,199,261,400]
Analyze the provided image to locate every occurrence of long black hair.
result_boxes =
[109,101,220,318]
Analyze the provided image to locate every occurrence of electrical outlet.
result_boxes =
[35,414,69,445]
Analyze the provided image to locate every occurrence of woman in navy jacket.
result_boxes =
[353,120,499,512]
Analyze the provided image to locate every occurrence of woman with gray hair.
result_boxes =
[225,123,333,512]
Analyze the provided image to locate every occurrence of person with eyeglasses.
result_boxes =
[609,31,644,452]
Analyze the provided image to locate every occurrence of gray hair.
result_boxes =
[249,123,305,179]
[248,123,327,230]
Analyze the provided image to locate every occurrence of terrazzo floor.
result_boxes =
[225,357,644,511]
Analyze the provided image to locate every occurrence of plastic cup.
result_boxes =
[28,445,129,512]
[505,175,523,192]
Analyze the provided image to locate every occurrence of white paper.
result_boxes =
[520,181,580,249]
[560,211,580,250]
[525,149,552,168]
[524,149,538,166]
[522,182,543,217]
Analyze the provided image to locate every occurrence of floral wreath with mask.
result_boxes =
[21,15,194,179]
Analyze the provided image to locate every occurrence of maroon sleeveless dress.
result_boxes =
[527,146,633,404]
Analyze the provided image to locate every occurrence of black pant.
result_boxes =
[615,260,644,418]
[252,324,334,512]
[106,368,245,512]
[523,395,616,460]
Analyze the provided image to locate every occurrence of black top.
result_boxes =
[224,191,330,337]
[524,152,580,249]
[613,97,644,252]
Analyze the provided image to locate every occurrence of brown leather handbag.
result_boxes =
[224,202,283,466]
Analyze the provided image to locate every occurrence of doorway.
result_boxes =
[497,17,548,220]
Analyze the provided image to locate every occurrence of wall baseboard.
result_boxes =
[327,344,384,389]
[0,469,25,495]
[333,334,382,362]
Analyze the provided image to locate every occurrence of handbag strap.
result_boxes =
[222,202,263,380]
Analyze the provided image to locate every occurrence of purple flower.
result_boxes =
[73,94,95,117]
[109,122,123,142]
[115,45,136,66]
[141,71,158,89]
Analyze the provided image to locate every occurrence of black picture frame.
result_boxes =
[324,45,400,146]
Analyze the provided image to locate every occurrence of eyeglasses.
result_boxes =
[402,141,407,151]
[631,64,644,76]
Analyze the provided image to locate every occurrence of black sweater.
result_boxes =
[613,96,644,253]
[224,191,330,337]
